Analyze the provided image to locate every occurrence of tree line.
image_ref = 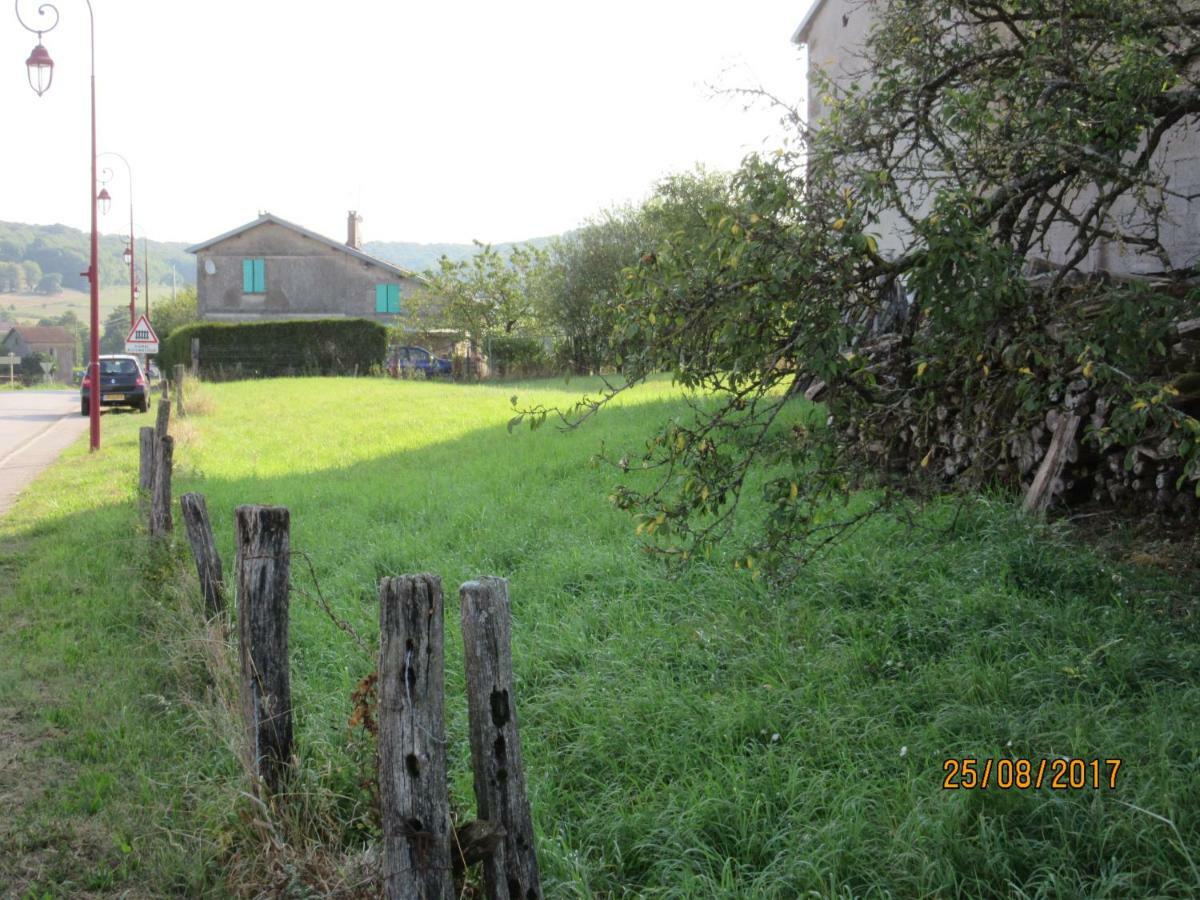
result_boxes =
[0,220,197,294]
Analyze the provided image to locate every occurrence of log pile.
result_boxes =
[837,314,1200,519]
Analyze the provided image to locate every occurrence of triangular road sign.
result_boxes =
[125,314,160,353]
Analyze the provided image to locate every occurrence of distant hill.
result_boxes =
[0,220,196,294]
[0,220,560,296]
[364,235,559,274]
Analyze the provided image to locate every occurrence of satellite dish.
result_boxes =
[205,259,216,275]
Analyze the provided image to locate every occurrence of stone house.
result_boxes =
[792,1,1200,276]
[1,324,76,382]
[187,212,424,323]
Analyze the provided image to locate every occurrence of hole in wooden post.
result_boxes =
[406,753,421,778]
[404,639,417,697]
[490,688,510,727]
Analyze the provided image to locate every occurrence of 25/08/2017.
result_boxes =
[942,758,1122,790]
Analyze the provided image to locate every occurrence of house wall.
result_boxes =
[799,0,1200,275]
[1,332,75,382]
[195,222,422,322]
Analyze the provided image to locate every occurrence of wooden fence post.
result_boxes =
[378,574,454,900]
[191,337,200,376]
[138,426,156,494]
[180,492,225,618]
[235,505,293,795]
[155,396,171,440]
[460,577,542,900]
[173,364,186,418]
[150,435,174,537]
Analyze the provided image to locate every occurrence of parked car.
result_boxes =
[81,354,149,415]
[390,345,452,377]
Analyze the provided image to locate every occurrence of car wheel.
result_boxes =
[139,397,149,413]
[81,399,89,416]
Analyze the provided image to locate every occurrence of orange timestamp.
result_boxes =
[942,757,1122,790]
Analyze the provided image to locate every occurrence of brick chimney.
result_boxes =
[347,210,363,250]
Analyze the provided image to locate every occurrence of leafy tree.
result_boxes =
[539,208,651,374]
[149,285,199,342]
[21,260,41,292]
[36,272,62,295]
[0,261,20,293]
[515,0,1200,576]
[409,242,549,355]
[100,306,131,354]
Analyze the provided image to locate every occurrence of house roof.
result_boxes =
[792,0,831,44]
[4,325,75,345]
[186,213,422,281]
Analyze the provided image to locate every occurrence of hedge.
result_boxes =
[157,319,388,379]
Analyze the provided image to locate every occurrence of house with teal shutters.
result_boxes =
[187,211,423,323]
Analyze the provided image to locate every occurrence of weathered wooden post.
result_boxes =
[460,577,542,900]
[235,505,293,795]
[173,364,186,418]
[138,426,156,494]
[155,395,171,440]
[378,574,454,900]
[180,492,225,618]
[191,337,200,376]
[149,435,174,537]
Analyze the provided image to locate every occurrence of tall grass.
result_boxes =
[2,375,1198,895]
[172,377,1200,897]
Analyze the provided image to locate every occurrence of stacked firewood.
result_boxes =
[835,316,1200,518]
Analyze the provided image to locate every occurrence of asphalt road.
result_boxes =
[0,390,90,518]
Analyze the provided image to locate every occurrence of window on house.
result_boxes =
[242,258,266,294]
[375,283,400,314]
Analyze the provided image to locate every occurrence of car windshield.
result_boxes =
[99,359,138,376]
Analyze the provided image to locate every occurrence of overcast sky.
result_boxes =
[2,1,807,246]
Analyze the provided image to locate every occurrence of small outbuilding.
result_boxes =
[1,324,76,382]
[187,211,424,323]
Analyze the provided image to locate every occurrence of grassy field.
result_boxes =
[2,376,1200,896]
[1,285,153,324]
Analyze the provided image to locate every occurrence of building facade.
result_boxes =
[187,212,424,323]
[1,325,76,382]
[793,0,1200,276]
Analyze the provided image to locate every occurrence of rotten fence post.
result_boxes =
[155,395,171,440]
[180,492,225,618]
[138,426,155,494]
[460,577,542,900]
[173,364,186,418]
[149,435,174,537]
[377,574,454,900]
[235,505,293,795]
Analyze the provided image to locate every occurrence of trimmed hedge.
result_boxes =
[158,319,387,379]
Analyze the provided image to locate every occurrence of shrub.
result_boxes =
[487,335,550,378]
[158,319,387,379]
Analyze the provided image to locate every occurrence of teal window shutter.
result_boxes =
[243,259,266,293]
[375,284,388,313]
[388,284,400,313]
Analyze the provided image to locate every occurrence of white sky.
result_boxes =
[2,1,807,246]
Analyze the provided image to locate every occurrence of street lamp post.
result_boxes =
[16,0,102,451]
[99,152,136,330]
